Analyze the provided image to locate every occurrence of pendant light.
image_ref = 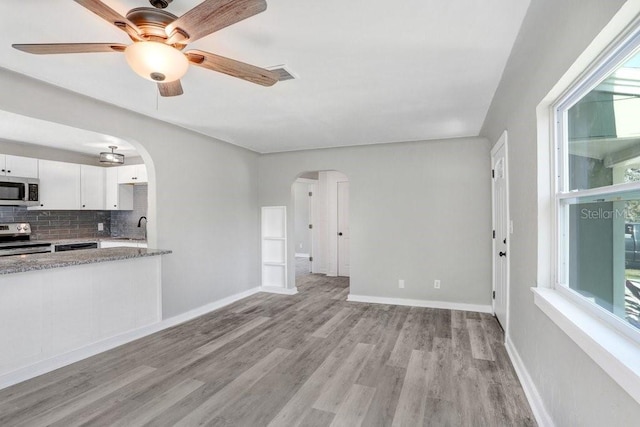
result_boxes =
[99,146,125,165]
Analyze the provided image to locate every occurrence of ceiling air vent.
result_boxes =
[268,66,296,81]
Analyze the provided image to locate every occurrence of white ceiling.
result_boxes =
[0,0,530,154]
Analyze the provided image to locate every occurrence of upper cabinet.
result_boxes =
[105,168,133,211]
[16,156,144,211]
[0,154,38,178]
[36,160,80,210]
[117,164,147,184]
[80,165,105,210]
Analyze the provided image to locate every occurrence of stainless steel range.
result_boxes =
[0,223,52,256]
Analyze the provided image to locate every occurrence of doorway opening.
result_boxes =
[292,171,350,295]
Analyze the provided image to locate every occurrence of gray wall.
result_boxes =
[481,0,640,424]
[259,137,492,306]
[0,67,260,319]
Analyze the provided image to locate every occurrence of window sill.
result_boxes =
[532,287,640,405]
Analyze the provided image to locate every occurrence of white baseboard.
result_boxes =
[347,294,493,314]
[260,286,298,295]
[161,287,261,329]
[505,336,554,427]
[0,286,261,391]
[295,253,310,258]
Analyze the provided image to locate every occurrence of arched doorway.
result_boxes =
[292,170,350,296]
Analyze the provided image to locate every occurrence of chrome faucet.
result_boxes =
[137,216,147,240]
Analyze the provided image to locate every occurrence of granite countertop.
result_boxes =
[0,247,171,275]
[37,237,147,245]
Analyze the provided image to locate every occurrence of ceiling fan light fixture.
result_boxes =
[124,41,188,83]
[99,146,125,165]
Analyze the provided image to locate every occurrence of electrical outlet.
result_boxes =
[97,223,104,231]
[434,279,441,289]
[399,279,405,289]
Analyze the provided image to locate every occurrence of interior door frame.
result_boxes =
[491,131,510,338]
[337,180,350,277]
[308,181,317,273]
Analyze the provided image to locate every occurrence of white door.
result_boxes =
[337,181,350,277]
[491,132,509,331]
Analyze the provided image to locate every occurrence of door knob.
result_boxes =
[499,251,507,257]
[338,232,343,236]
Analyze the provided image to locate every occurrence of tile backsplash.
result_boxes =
[110,185,148,239]
[0,184,148,241]
[0,207,111,240]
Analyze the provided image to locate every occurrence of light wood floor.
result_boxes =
[0,270,536,426]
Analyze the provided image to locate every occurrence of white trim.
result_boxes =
[505,336,555,427]
[537,0,640,290]
[295,177,318,184]
[160,287,262,327]
[347,294,492,314]
[556,180,640,200]
[555,284,640,345]
[533,287,640,405]
[0,286,261,391]
[260,286,299,295]
[295,253,310,258]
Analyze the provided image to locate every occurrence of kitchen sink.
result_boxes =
[110,237,145,241]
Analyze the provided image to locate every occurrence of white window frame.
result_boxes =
[533,4,640,406]
[552,24,640,345]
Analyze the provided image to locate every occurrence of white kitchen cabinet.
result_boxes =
[34,160,80,210]
[0,154,38,178]
[117,164,147,184]
[105,168,133,210]
[80,165,105,210]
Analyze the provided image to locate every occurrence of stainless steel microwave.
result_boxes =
[0,177,39,206]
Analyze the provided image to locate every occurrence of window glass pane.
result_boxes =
[567,51,640,190]
[564,196,640,329]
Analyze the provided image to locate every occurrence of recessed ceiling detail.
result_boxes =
[0,111,137,156]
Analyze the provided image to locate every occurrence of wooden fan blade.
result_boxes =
[158,80,184,97]
[186,50,278,87]
[12,43,127,55]
[74,0,141,40]
[166,0,267,44]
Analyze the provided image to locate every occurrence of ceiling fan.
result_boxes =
[12,0,279,97]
